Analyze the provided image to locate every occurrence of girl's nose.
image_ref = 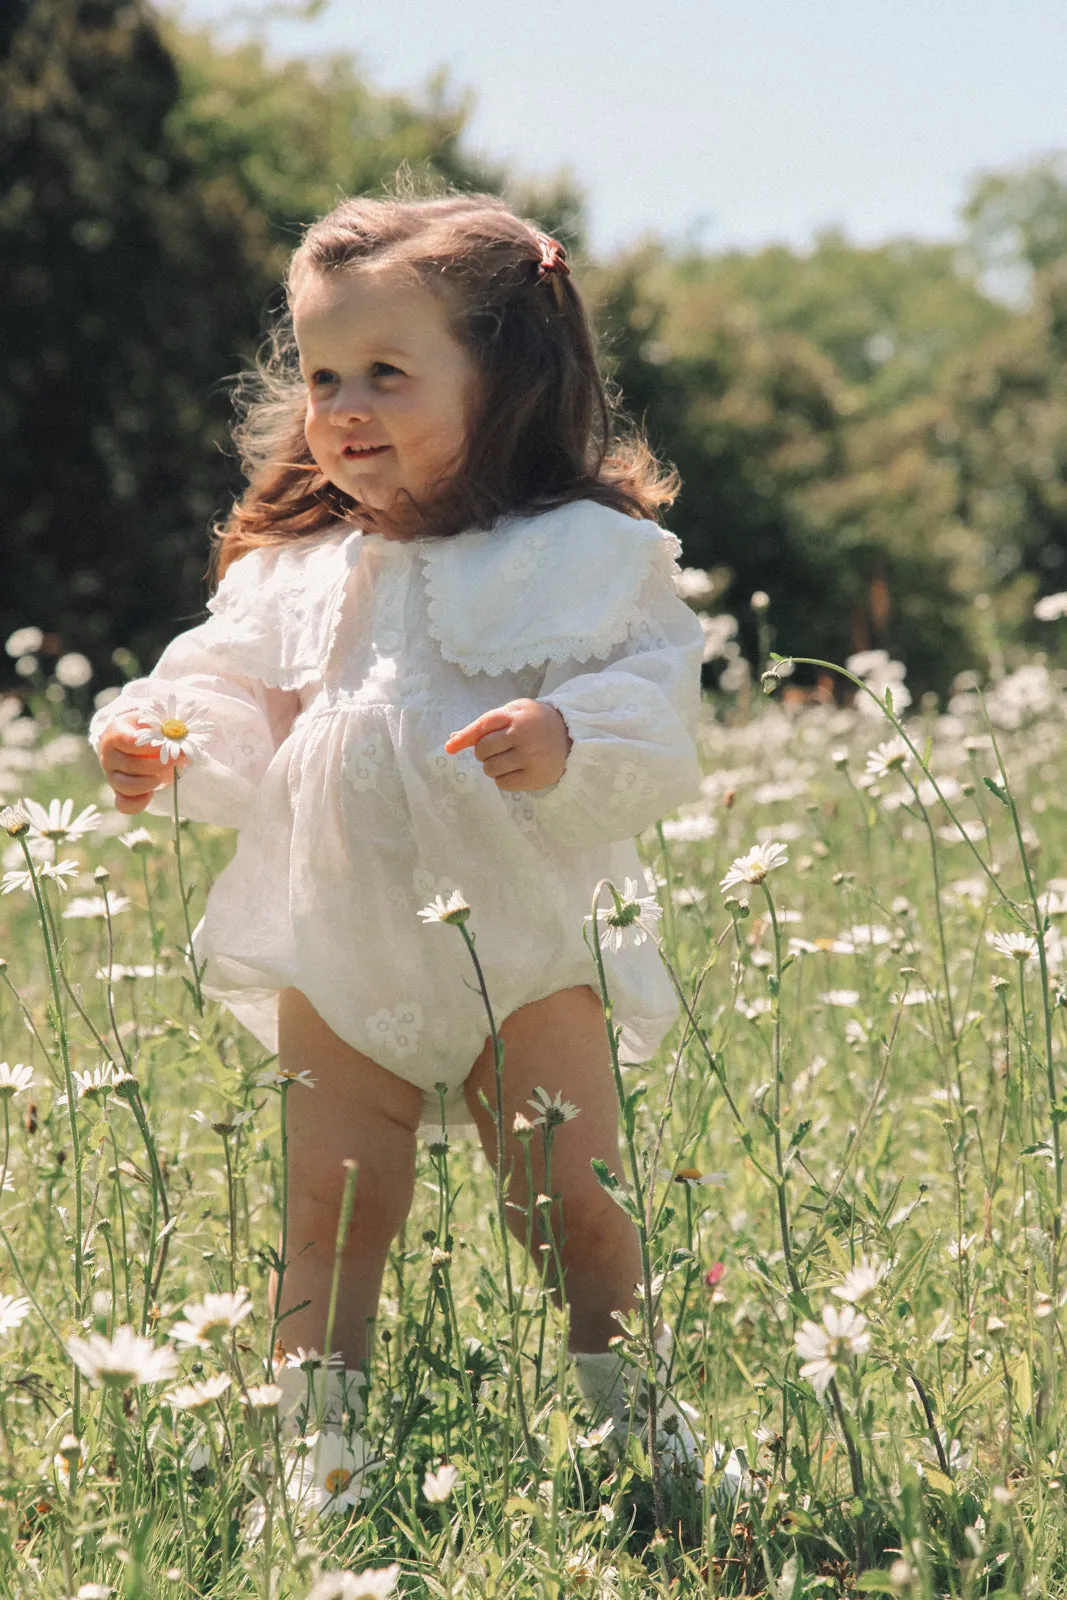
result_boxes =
[328,382,372,424]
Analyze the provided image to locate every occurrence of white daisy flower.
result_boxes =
[242,1383,283,1412]
[794,1305,871,1398]
[422,1462,459,1503]
[417,890,471,926]
[719,841,789,892]
[1,858,80,895]
[0,1063,34,1100]
[54,652,93,688]
[189,1107,255,1136]
[0,803,31,838]
[1034,592,1067,621]
[73,1062,128,1103]
[864,738,912,780]
[527,1086,580,1128]
[284,1431,378,1519]
[132,694,213,765]
[282,1347,343,1373]
[67,1325,179,1388]
[991,930,1040,963]
[63,895,131,921]
[831,1258,886,1305]
[304,1566,400,1600]
[5,627,43,659]
[168,1373,233,1412]
[170,1290,254,1348]
[588,876,663,953]
[119,827,158,854]
[0,1292,32,1334]
[22,797,101,843]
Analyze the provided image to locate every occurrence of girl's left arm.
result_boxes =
[515,556,705,846]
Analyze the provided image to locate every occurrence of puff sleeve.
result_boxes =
[528,549,705,846]
[89,552,303,830]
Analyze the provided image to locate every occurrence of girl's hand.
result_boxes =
[445,699,572,792]
[98,713,184,814]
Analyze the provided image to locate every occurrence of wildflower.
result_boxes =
[168,1373,233,1412]
[750,589,770,612]
[1034,592,1067,621]
[864,738,912,780]
[527,1086,580,1128]
[991,930,1040,962]
[52,1434,84,1487]
[255,1067,316,1090]
[417,890,471,925]
[947,1234,978,1260]
[1,857,80,894]
[0,1293,31,1334]
[673,1167,726,1186]
[423,1462,459,1502]
[22,798,101,843]
[76,1586,113,1600]
[282,1347,343,1373]
[430,1247,452,1266]
[832,1258,886,1305]
[96,964,157,982]
[589,876,663,952]
[171,1289,254,1348]
[5,626,43,658]
[242,1383,283,1411]
[831,749,849,770]
[132,694,212,764]
[189,1107,255,1136]
[819,989,861,1008]
[54,652,93,688]
[56,1062,128,1110]
[719,841,788,893]
[0,804,30,837]
[67,1325,178,1388]
[0,1063,34,1100]
[63,895,131,921]
[304,1567,400,1600]
[705,1263,727,1288]
[119,827,158,854]
[285,1431,377,1519]
[673,567,717,604]
[512,1111,534,1135]
[794,1305,870,1398]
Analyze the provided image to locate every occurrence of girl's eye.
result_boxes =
[371,361,404,379]
[308,369,338,388]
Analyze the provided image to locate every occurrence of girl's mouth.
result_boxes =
[342,444,390,459]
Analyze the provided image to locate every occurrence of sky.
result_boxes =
[171,0,1067,258]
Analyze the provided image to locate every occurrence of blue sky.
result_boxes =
[171,0,1067,256]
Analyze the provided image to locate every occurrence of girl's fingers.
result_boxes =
[480,751,524,780]
[444,709,512,754]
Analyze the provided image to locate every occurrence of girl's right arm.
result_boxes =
[91,623,301,829]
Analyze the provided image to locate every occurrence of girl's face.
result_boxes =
[293,264,480,529]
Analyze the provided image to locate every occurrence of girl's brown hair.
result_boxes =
[214,193,678,577]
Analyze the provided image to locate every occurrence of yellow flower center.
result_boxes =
[325,1467,353,1494]
[160,718,189,741]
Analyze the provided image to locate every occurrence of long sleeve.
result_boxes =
[528,554,704,846]
[89,622,301,830]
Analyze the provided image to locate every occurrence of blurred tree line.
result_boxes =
[3,0,1067,698]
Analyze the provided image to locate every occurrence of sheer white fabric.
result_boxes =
[90,501,705,1131]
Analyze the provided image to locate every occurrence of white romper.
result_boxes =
[91,500,705,1130]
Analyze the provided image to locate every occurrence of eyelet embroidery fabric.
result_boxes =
[89,503,704,1132]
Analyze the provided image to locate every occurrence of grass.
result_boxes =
[0,649,1066,1598]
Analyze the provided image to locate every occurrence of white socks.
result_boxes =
[571,1327,703,1471]
[273,1364,367,1443]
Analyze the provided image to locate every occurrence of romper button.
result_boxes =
[378,630,401,651]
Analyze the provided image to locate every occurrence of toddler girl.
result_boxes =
[92,194,705,1466]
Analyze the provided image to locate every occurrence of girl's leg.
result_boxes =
[274,987,424,1371]
[462,984,642,1354]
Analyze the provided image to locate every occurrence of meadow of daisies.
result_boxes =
[2,621,1067,1600]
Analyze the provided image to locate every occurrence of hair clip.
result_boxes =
[534,232,571,281]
